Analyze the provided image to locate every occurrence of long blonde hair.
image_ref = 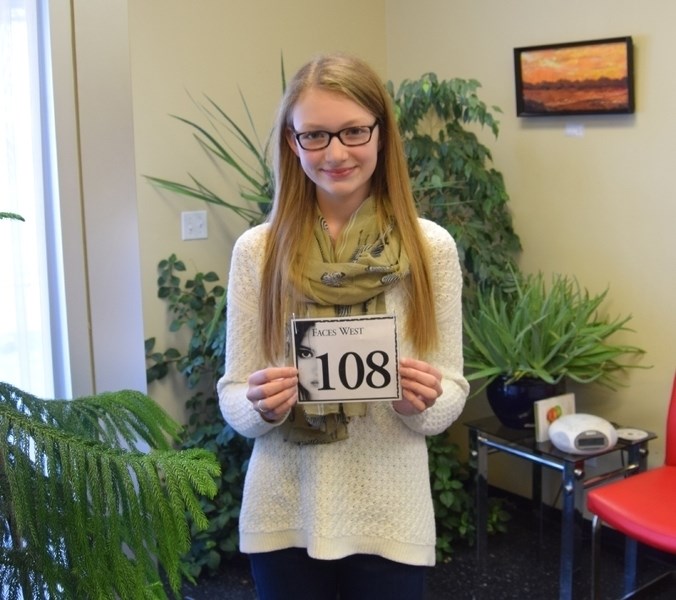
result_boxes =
[260,53,437,363]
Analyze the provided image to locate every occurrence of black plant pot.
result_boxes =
[486,375,566,429]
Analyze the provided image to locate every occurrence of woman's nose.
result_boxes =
[323,136,348,160]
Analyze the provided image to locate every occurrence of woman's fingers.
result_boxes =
[247,367,298,419]
[393,357,443,415]
[399,358,442,403]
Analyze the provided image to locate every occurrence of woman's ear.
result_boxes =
[286,128,300,157]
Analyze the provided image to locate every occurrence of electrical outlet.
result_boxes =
[181,210,207,240]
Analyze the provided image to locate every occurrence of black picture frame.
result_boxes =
[514,36,635,117]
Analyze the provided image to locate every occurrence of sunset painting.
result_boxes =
[514,37,634,116]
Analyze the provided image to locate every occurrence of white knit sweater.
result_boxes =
[217,218,469,567]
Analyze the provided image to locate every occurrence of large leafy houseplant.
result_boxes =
[0,382,220,599]
[463,270,646,396]
[387,74,521,290]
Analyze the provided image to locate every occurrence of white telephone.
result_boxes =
[548,414,618,454]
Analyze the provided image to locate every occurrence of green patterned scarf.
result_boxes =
[282,198,410,444]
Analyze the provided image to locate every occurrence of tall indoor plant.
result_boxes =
[463,270,646,428]
[387,74,520,291]
[145,254,252,578]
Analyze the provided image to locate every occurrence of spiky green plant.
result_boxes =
[463,271,647,395]
[144,56,286,227]
[144,92,274,227]
[0,382,220,599]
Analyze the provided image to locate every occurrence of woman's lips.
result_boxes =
[322,166,355,179]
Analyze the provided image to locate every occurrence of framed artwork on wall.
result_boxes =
[514,36,635,117]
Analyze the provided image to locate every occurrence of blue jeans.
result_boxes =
[249,548,428,600]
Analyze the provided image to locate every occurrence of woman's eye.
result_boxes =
[298,347,314,359]
[344,127,367,137]
[302,131,327,142]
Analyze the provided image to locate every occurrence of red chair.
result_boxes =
[587,373,676,599]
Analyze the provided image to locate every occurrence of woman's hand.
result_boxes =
[393,357,443,416]
[246,366,298,422]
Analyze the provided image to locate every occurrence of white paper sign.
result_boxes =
[291,315,400,404]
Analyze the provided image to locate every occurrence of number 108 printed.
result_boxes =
[291,315,400,404]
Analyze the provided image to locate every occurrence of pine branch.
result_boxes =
[4,383,182,449]
[0,382,220,599]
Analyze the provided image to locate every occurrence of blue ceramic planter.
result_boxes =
[486,376,566,429]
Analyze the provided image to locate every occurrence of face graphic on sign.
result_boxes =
[294,320,322,401]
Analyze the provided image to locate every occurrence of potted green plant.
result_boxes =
[0,382,220,599]
[145,254,253,579]
[462,270,646,428]
[2,197,221,599]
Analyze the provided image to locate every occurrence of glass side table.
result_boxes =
[466,415,656,600]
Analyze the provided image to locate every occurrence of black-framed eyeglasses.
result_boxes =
[292,122,379,151]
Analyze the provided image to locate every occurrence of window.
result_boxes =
[0,0,66,397]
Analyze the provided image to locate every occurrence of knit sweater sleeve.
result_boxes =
[217,224,285,439]
[393,218,469,436]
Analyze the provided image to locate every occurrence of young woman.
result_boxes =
[218,52,469,600]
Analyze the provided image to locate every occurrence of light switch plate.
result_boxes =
[181,210,207,240]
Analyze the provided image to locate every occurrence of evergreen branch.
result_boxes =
[0,383,220,599]
[1,383,181,449]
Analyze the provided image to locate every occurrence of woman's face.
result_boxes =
[287,88,380,211]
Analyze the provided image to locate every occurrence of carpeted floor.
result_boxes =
[181,491,676,600]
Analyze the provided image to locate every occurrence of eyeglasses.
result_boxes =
[292,122,379,151]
